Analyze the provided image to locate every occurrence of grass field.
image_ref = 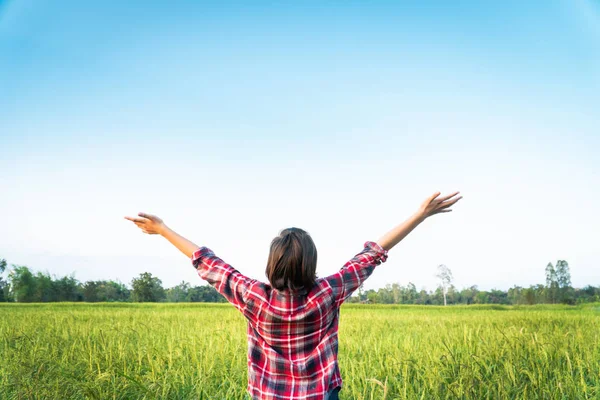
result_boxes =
[1,303,599,400]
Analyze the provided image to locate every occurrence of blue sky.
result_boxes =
[1,0,599,292]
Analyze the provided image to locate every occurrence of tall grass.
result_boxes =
[0,303,598,399]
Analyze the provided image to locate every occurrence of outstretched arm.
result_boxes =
[124,212,264,318]
[124,213,199,258]
[376,191,462,251]
[326,191,462,306]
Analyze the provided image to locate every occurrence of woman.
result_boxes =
[125,191,462,399]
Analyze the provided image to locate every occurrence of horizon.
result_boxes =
[0,252,585,293]
[1,0,599,293]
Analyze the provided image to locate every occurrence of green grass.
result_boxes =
[1,303,599,399]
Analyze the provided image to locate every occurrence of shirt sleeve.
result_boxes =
[325,241,388,307]
[192,247,261,316]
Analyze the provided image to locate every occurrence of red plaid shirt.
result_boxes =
[192,241,388,400]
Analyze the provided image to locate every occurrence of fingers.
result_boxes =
[438,191,460,202]
[423,191,463,218]
[124,216,150,224]
[125,212,158,224]
[427,192,441,204]
[124,215,159,235]
[136,224,153,234]
[138,212,155,221]
[437,195,462,210]
[446,195,463,206]
[432,193,460,208]
[124,217,153,233]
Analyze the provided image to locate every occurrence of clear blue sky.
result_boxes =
[1,0,599,292]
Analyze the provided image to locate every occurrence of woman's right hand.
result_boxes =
[124,212,166,235]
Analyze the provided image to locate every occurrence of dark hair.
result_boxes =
[266,227,317,292]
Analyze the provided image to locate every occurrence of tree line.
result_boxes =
[0,260,224,303]
[348,260,600,305]
[0,258,598,304]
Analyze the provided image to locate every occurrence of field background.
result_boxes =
[1,303,599,400]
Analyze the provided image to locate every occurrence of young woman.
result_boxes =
[125,191,462,400]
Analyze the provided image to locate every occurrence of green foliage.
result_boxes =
[0,303,598,399]
[0,258,7,302]
[0,260,225,303]
[546,260,573,304]
[131,272,166,302]
[5,265,82,302]
[8,265,38,302]
[165,281,191,302]
[345,259,584,306]
[83,280,131,302]
[186,285,226,303]
[0,257,594,306]
[347,282,582,306]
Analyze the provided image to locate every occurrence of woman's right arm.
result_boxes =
[124,212,263,317]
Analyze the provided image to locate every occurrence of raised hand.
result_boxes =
[418,192,462,219]
[124,212,166,235]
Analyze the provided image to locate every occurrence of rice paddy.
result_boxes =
[1,303,599,399]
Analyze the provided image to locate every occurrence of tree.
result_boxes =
[555,260,572,304]
[436,264,453,306]
[416,288,430,305]
[377,284,394,304]
[56,275,82,301]
[35,271,56,302]
[166,281,191,303]
[366,290,379,304]
[459,285,478,305]
[489,289,509,304]
[405,282,418,304]
[0,258,6,302]
[355,283,368,303]
[475,291,490,304]
[545,262,559,304]
[578,285,600,303]
[99,280,131,302]
[523,287,536,305]
[83,281,100,302]
[433,286,445,305]
[84,280,129,302]
[131,272,165,302]
[8,265,37,302]
[185,285,226,303]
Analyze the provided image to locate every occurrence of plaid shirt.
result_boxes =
[192,241,388,400]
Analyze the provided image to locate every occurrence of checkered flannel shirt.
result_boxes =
[192,241,388,400]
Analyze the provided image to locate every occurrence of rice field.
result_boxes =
[1,303,599,400]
